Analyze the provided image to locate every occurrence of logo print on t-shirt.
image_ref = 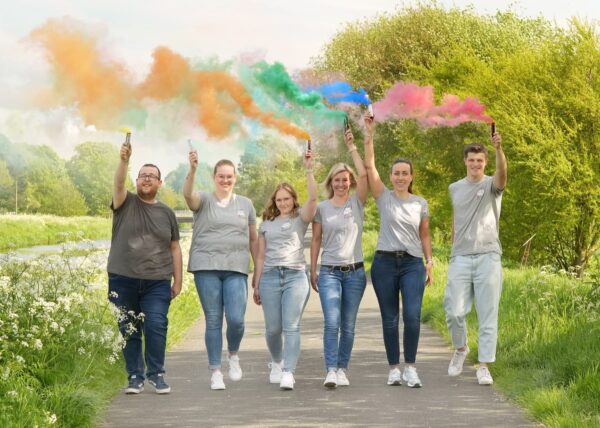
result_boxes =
[237,210,245,217]
[281,221,291,230]
[476,189,485,197]
[343,207,353,218]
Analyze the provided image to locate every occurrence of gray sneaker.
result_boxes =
[448,346,469,376]
[125,375,144,394]
[148,373,171,394]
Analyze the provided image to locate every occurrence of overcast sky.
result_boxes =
[0,0,598,175]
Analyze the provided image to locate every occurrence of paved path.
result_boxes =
[103,282,536,427]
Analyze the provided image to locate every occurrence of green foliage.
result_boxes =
[0,160,15,212]
[315,3,599,274]
[0,214,111,251]
[67,142,123,216]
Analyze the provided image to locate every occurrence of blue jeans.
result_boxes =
[371,253,426,365]
[108,274,172,380]
[318,266,367,371]
[194,270,248,369]
[259,267,310,373]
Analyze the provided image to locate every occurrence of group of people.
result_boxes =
[107,113,507,395]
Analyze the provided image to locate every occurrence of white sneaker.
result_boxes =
[280,371,295,390]
[268,361,283,384]
[210,371,226,390]
[402,366,422,388]
[228,354,242,381]
[336,368,350,386]
[387,367,402,385]
[323,370,337,388]
[448,347,469,376]
[477,366,494,385]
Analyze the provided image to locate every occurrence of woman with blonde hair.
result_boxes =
[310,128,368,388]
[252,151,317,390]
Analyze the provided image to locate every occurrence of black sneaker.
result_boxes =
[125,375,144,394]
[147,373,171,394]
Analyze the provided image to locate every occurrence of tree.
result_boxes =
[67,142,123,216]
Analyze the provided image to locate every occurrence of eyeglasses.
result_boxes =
[137,174,160,181]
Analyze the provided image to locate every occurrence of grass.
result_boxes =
[0,237,201,428]
[421,259,600,428]
[0,214,112,251]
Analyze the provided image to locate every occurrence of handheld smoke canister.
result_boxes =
[491,122,496,138]
[365,94,374,119]
[124,132,131,147]
[306,139,312,152]
[344,115,351,132]
[188,139,194,151]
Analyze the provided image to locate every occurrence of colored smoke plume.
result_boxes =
[373,82,492,126]
[28,18,136,128]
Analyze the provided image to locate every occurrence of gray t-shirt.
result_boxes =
[188,192,256,274]
[314,195,364,265]
[259,213,309,271]
[375,188,429,258]
[450,175,503,257]
[107,191,180,280]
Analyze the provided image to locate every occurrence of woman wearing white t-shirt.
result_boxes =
[363,113,433,388]
[252,151,317,390]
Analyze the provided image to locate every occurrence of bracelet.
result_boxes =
[426,259,433,265]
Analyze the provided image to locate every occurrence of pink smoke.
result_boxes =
[373,82,492,127]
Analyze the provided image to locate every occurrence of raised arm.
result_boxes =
[183,149,202,211]
[300,150,318,223]
[310,221,323,292]
[491,132,507,190]
[112,143,131,210]
[170,240,183,299]
[344,129,368,204]
[363,113,385,199]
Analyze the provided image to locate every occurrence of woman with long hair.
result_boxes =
[252,150,317,390]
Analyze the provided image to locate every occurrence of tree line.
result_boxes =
[1,4,597,275]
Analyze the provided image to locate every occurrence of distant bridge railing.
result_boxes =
[173,209,194,223]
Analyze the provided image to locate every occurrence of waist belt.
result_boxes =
[321,262,364,272]
[376,250,410,258]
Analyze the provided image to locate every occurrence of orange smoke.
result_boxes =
[137,47,192,100]
[29,18,133,128]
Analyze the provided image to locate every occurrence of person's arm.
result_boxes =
[491,132,507,190]
[170,240,183,299]
[252,235,266,305]
[113,143,131,210]
[183,149,202,211]
[249,223,259,271]
[344,129,368,204]
[300,151,318,223]
[310,221,323,292]
[363,113,385,199]
[419,217,433,286]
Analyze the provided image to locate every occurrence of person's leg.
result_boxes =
[108,274,144,380]
[139,279,172,378]
[280,269,310,373]
[443,256,475,351]
[473,253,503,364]
[194,271,224,369]
[398,257,426,364]
[259,269,284,363]
[222,271,248,354]
[371,254,401,366]
[318,267,343,372]
[337,267,367,369]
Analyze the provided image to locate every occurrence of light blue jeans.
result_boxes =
[318,266,366,371]
[259,267,310,373]
[444,253,503,363]
[194,270,248,369]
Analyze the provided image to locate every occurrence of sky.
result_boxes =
[0,0,598,176]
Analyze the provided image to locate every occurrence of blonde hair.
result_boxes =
[323,163,357,199]
[262,183,300,221]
